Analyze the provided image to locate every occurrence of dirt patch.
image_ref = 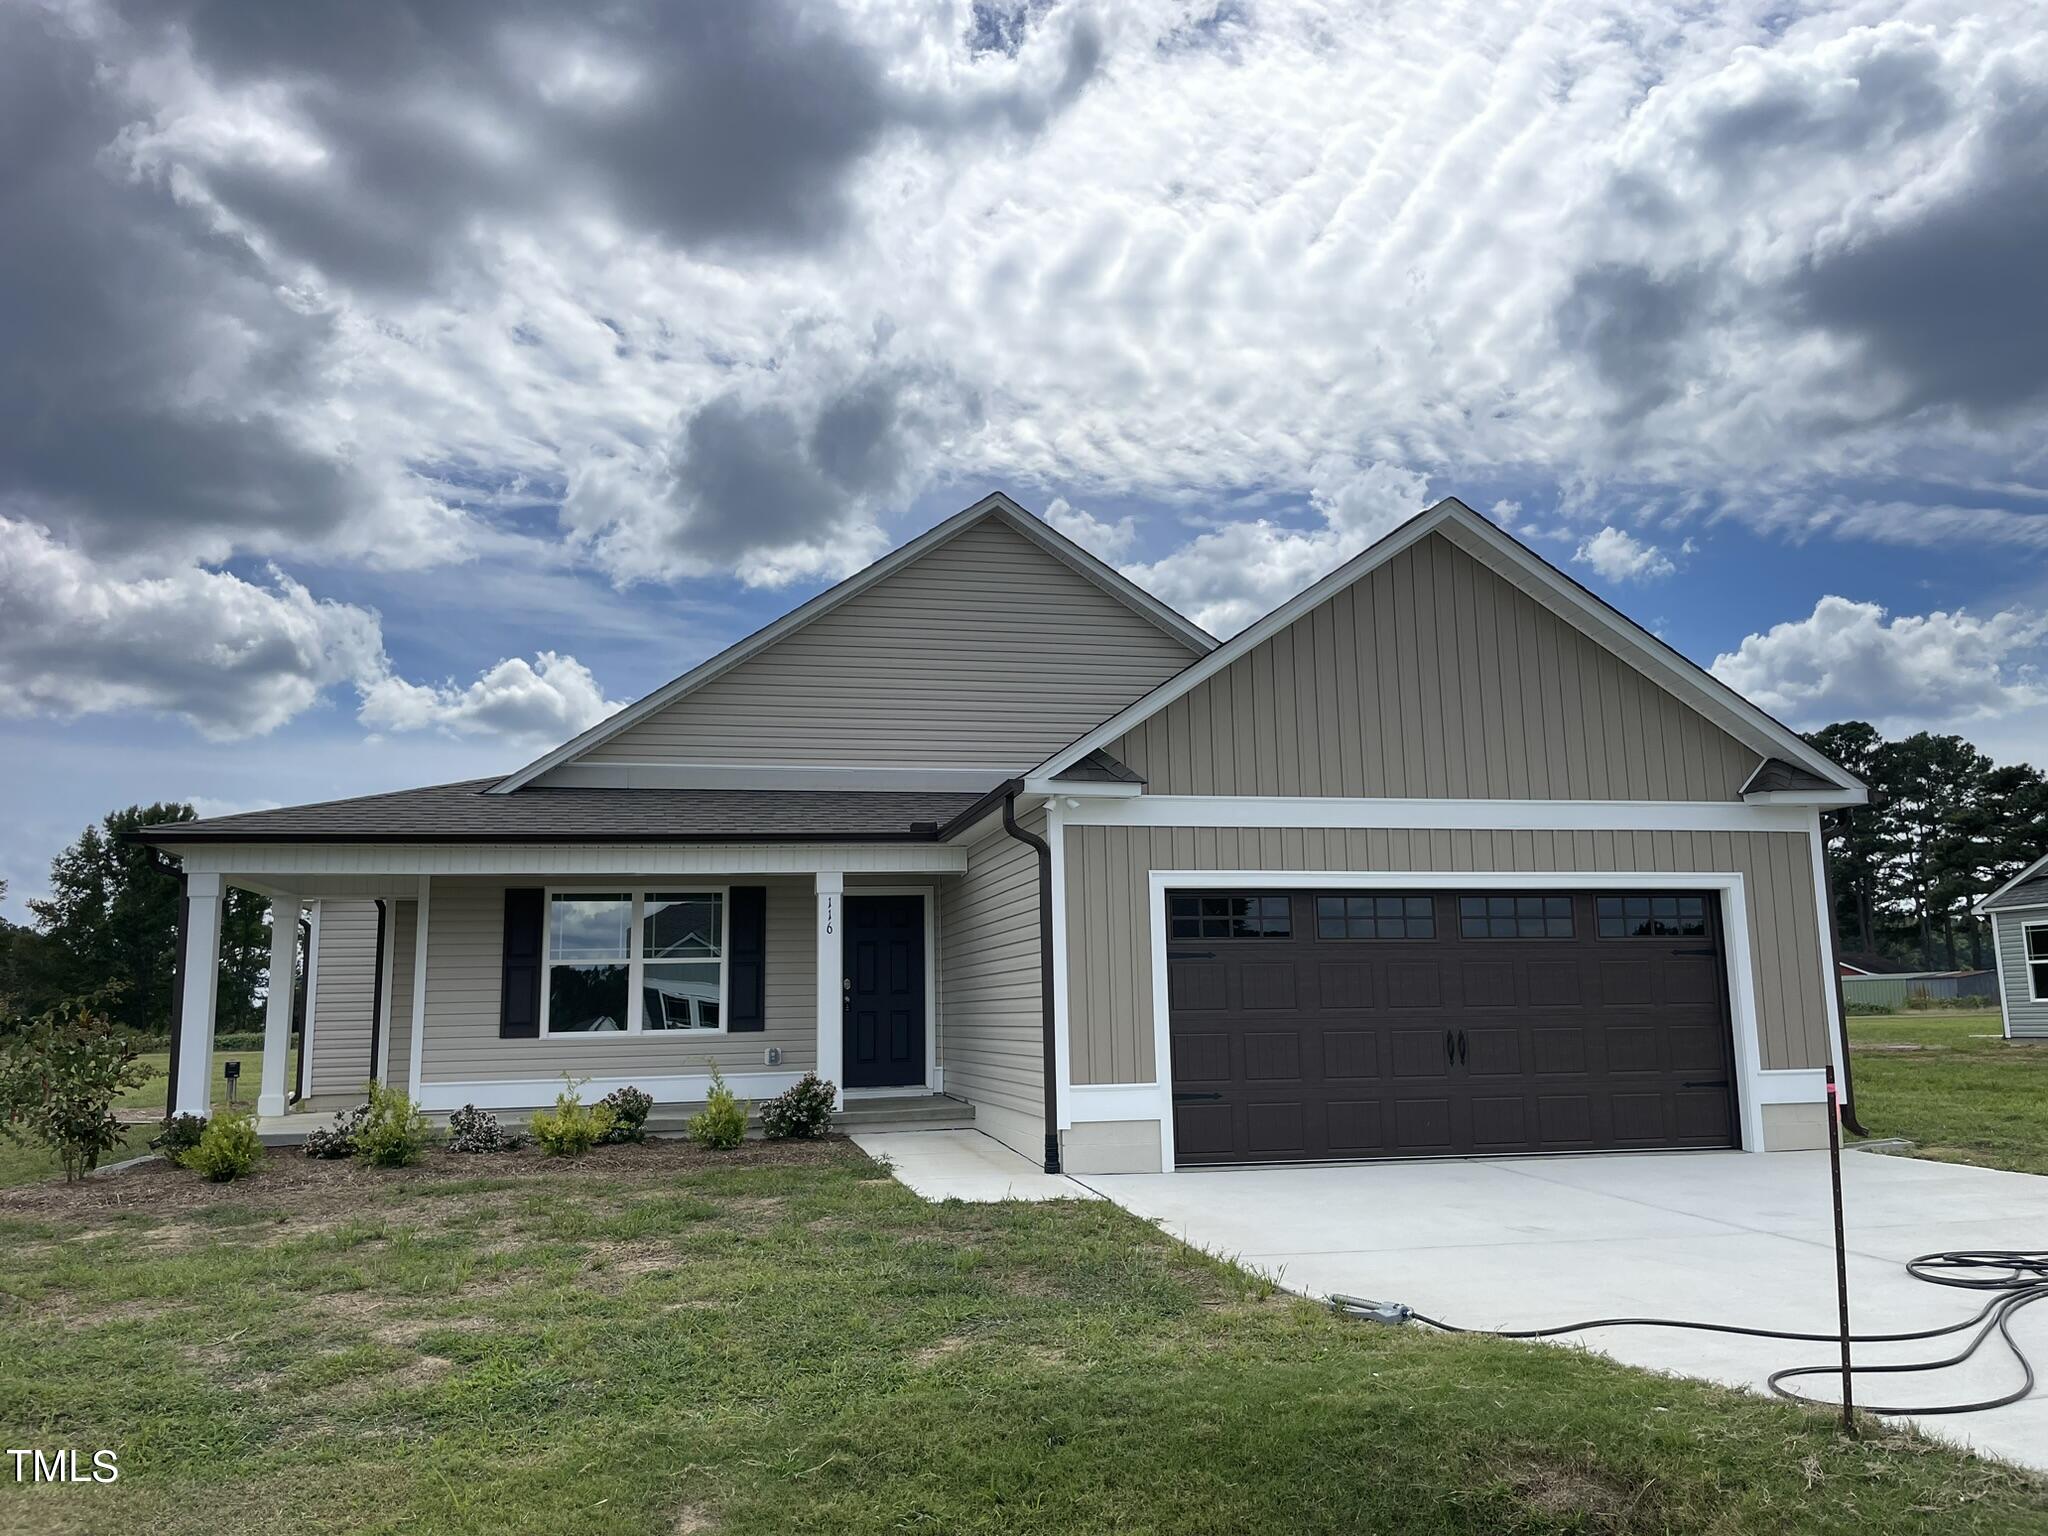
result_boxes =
[1495,1454,1649,1528]
[910,1332,976,1365]
[0,1136,859,1225]
[671,1506,714,1534]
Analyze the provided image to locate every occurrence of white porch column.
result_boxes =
[815,873,845,1107]
[257,894,301,1116]
[174,874,223,1117]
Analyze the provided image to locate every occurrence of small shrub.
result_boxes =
[1905,993,1941,1011]
[152,1112,209,1160]
[598,1086,653,1144]
[688,1065,748,1151]
[1955,994,1996,1010]
[355,1080,431,1167]
[303,1102,369,1159]
[532,1077,617,1157]
[448,1103,515,1153]
[0,990,156,1180]
[759,1074,836,1140]
[1844,1001,1896,1016]
[183,1110,262,1182]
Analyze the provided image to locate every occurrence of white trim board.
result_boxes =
[490,492,1214,794]
[1102,869,1777,1172]
[174,842,968,878]
[1029,498,1860,802]
[1053,796,1822,833]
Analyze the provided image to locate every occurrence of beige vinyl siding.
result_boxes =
[1995,910,2048,1037]
[417,878,817,1084]
[1105,531,1760,800]
[383,901,416,1089]
[582,518,1201,770]
[937,813,1044,1139]
[1063,824,1833,1082]
[307,901,379,1098]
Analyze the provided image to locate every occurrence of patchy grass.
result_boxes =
[0,1140,2042,1535]
[0,1125,154,1190]
[1849,1010,2048,1175]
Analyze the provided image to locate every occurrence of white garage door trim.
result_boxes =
[1128,869,1781,1172]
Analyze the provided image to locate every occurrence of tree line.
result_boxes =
[0,804,270,1037]
[1808,723,2048,972]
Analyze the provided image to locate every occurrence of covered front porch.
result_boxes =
[163,839,977,1135]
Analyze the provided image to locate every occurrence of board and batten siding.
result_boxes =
[577,518,1202,771]
[1994,909,2048,1038]
[1104,531,1761,800]
[306,901,379,1098]
[382,901,417,1089]
[937,812,1045,1154]
[1063,824,1834,1084]
[417,878,817,1085]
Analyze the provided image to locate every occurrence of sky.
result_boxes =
[3,0,2047,920]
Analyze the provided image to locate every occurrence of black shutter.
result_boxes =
[500,887,544,1038]
[727,886,767,1032]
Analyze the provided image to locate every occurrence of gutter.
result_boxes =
[999,782,1062,1174]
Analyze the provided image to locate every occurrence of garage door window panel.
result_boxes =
[1597,894,1708,939]
[1316,895,1434,940]
[1459,895,1573,939]
[1170,894,1291,939]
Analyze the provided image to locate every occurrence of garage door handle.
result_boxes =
[1671,946,1717,956]
[1444,1029,1455,1063]
[1682,1079,1729,1090]
[1457,1029,1467,1065]
[1173,1091,1224,1103]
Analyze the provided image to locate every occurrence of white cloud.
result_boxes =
[1710,596,2048,729]
[358,652,623,747]
[1122,459,1429,636]
[0,516,385,738]
[1573,526,1677,583]
[1041,496,1138,561]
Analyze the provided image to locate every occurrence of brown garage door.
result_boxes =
[1167,889,1738,1165]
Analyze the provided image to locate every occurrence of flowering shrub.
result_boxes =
[759,1074,836,1140]
[448,1103,513,1153]
[303,1101,369,1159]
[598,1086,653,1143]
[152,1112,209,1161]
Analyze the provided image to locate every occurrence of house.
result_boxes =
[1974,855,2048,1039]
[137,493,1868,1172]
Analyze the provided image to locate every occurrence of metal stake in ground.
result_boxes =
[1826,1064,1856,1437]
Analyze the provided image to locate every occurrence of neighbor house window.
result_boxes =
[1460,895,1574,939]
[1316,895,1435,940]
[2028,923,2048,1003]
[545,890,724,1034]
[1596,893,1707,939]
[1169,894,1291,939]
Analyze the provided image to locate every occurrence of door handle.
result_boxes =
[1444,1029,1455,1064]
[1173,1091,1224,1103]
[1457,1030,1468,1065]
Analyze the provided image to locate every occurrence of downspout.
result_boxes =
[1819,835,1871,1138]
[1001,785,1061,1174]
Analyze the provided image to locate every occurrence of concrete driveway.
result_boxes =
[1082,1150,2048,1471]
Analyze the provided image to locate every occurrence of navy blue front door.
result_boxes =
[843,894,926,1088]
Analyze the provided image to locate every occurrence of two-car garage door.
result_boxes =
[1167,888,1739,1165]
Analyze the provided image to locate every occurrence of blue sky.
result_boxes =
[3,0,2046,919]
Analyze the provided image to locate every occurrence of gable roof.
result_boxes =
[1029,497,1863,801]
[1978,853,2048,914]
[490,493,1215,794]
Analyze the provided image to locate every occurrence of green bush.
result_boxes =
[355,1081,431,1167]
[688,1065,748,1151]
[531,1077,617,1157]
[152,1113,209,1159]
[759,1073,836,1140]
[1955,994,1997,1010]
[1845,1001,1897,1016]
[598,1085,653,1143]
[213,1032,268,1052]
[303,1102,369,1159]
[183,1110,262,1182]
[0,990,156,1180]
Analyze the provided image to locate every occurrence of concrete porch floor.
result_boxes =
[1081,1149,2048,1472]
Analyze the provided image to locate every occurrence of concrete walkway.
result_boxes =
[1084,1149,2048,1472]
[852,1128,1099,1203]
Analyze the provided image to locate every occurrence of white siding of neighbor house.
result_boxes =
[1063,824,1835,1084]
[1994,909,2048,1038]
[937,811,1045,1155]
[416,877,817,1084]
[577,517,1202,771]
[1103,530,1762,800]
[306,901,379,1098]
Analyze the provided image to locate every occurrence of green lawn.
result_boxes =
[111,1045,298,1116]
[0,1141,2042,1536]
[1849,1009,2048,1175]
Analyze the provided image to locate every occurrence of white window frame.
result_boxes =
[539,884,731,1038]
[2026,920,2048,1004]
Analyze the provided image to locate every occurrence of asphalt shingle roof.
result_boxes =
[132,780,993,844]
[1983,874,2048,913]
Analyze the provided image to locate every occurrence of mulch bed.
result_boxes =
[0,1135,860,1220]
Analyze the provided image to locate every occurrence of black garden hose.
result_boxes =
[1333,1249,2048,1417]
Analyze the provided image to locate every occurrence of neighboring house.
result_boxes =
[1975,855,2048,1040]
[137,494,1867,1172]
[1836,952,1915,978]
